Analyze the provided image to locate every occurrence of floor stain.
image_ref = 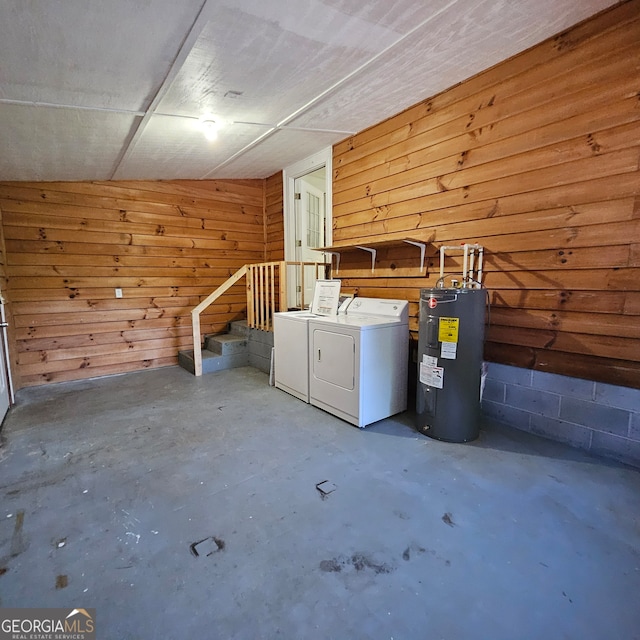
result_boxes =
[10,510,27,558]
[0,568,7,576]
[402,545,427,562]
[442,512,455,527]
[55,575,68,589]
[319,559,342,573]
[319,553,394,575]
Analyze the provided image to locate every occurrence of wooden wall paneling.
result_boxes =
[333,146,638,224]
[333,6,640,162]
[0,203,19,397]
[265,172,284,261]
[333,173,640,239]
[334,66,640,199]
[483,342,640,389]
[489,307,640,339]
[13,316,193,341]
[331,0,640,388]
[0,179,265,387]
[624,292,640,315]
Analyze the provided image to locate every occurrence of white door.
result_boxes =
[283,149,332,311]
[294,177,326,307]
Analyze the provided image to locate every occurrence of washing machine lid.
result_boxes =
[274,310,318,322]
[347,298,409,322]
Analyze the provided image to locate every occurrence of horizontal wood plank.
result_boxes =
[0,179,264,387]
[332,2,640,389]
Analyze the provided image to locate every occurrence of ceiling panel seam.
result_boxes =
[199,127,278,179]
[0,98,146,117]
[274,0,461,130]
[109,0,212,180]
[202,0,461,177]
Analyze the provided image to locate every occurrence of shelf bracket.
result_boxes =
[355,246,377,273]
[322,251,341,275]
[403,240,427,272]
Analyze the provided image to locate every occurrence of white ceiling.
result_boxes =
[0,0,617,182]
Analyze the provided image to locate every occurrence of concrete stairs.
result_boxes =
[178,320,249,375]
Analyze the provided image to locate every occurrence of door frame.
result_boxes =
[283,146,333,263]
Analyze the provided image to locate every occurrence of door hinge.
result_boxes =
[296,240,302,247]
[294,192,301,200]
[296,285,301,292]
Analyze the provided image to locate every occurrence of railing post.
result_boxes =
[246,265,254,329]
[269,263,276,330]
[279,261,287,312]
[191,309,203,377]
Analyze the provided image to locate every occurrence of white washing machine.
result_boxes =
[273,280,344,403]
[307,298,409,427]
[273,310,318,402]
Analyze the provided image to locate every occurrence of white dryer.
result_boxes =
[273,280,343,403]
[307,298,409,427]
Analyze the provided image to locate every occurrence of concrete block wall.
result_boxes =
[247,328,274,374]
[482,363,640,468]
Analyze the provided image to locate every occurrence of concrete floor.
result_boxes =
[0,365,639,640]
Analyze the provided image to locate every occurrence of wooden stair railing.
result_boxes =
[190,260,327,376]
[191,265,248,377]
[246,261,287,332]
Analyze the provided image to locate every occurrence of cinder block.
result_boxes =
[248,339,273,360]
[590,431,640,468]
[201,352,249,374]
[559,397,630,436]
[482,378,505,403]
[253,329,274,347]
[481,399,532,431]
[594,382,640,412]
[229,320,249,337]
[529,414,592,450]
[531,370,594,400]
[630,412,640,441]
[249,353,271,373]
[505,384,560,418]
[484,362,532,387]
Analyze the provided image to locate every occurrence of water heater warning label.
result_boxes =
[438,317,459,343]
[420,363,444,389]
[441,341,457,359]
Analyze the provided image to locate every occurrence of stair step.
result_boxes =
[204,332,247,355]
[178,348,249,375]
[177,320,252,376]
[229,320,249,337]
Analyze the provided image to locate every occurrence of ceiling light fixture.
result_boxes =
[198,113,223,141]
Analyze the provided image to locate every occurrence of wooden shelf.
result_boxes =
[318,238,431,276]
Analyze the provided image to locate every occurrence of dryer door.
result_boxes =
[309,324,360,423]
[313,328,355,390]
